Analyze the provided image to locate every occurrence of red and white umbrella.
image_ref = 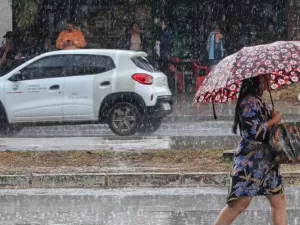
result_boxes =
[194,41,300,104]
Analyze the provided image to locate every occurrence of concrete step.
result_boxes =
[223,150,234,160]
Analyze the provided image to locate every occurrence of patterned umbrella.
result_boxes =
[194,41,300,104]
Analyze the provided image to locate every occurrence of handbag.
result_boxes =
[269,122,300,164]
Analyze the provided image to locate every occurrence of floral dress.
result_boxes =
[227,95,284,203]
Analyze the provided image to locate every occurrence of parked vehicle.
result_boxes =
[0,49,173,136]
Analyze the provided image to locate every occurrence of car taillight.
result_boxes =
[132,73,153,85]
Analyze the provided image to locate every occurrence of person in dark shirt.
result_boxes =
[156,19,174,90]
[156,19,173,63]
[0,31,16,66]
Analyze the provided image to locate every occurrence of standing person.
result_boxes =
[156,19,173,89]
[156,18,173,67]
[119,22,148,51]
[56,20,86,50]
[214,75,287,225]
[207,25,226,67]
[0,31,16,67]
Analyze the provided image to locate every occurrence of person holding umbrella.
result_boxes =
[193,41,300,225]
[214,75,286,225]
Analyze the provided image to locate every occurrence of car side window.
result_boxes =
[19,55,70,80]
[71,55,115,76]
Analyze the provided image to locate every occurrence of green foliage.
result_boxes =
[10,0,40,30]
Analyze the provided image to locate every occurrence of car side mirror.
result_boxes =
[9,72,24,82]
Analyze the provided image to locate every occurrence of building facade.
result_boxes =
[5,0,300,61]
[288,0,300,40]
[36,0,289,61]
[0,0,13,41]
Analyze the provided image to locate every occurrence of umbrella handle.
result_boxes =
[212,101,217,120]
[212,95,217,120]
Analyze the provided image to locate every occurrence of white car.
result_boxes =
[0,49,173,136]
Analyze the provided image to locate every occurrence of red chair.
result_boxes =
[170,57,184,93]
[191,60,210,92]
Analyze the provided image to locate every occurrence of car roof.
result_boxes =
[40,49,148,58]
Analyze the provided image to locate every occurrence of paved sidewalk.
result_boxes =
[1,187,300,225]
[0,136,241,151]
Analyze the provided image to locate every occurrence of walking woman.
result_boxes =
[214,74,287,225]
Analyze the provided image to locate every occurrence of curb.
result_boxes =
[223,150,234,160]
[0,172,299,189]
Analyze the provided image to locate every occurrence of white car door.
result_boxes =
[63,54,115,121]
[4,54,71,123]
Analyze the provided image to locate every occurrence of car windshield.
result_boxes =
[131,56,158,72]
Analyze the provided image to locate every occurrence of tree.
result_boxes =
[10,0,40,30]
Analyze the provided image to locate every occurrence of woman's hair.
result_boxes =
[161,18,169,26]
[130,22,139,28]
[232,76,262,134]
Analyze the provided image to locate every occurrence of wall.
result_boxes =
[288,0,300,40]
[162,0,287,62]
[40,0,153,51]
[0,0,13,42]
[39,0,287,61]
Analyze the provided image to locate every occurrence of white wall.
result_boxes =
[0,0,12,44]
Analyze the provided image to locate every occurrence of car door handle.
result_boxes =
[100,81,110,86]
[50,85,60,90]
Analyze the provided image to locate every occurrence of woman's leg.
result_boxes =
[267,193,287,225]
[214,197,252,225]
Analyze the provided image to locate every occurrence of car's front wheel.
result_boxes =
[108,102,141,136]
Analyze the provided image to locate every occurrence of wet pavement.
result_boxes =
[2,118,299,151]
[2,96,299,151]
[0,136,240,151]
[17,121,234,137]
[0,136,172,151]
[9,95,300,138]
[0,121,241,151]
[0,187,299,225]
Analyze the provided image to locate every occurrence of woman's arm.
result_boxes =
[240,97,281,142]
[74,31,86,48]
[266,111,281,127]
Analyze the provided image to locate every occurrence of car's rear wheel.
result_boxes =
[138,118,163,134]
[108,102,141,136]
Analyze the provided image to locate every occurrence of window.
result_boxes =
[20,55,71,80]
[71,55,115,76]
[131,56,157,72]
